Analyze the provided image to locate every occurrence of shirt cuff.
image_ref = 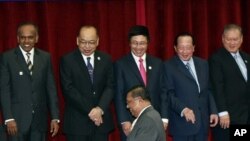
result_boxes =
[5,119,15,125]
[162,118,168,123]
[52,119,60,123]
[218,111,229,117]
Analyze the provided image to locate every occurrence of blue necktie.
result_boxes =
[186,62,200,92]
[87,57,93,83]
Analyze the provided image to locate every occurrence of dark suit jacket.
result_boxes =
[60,49,114,135]
[127,106,166,141]
[114,53,167,124]
[0,47,59,133]
[209,47,250,124]
[164,56,217,136]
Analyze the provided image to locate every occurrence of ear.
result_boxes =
[76,37,79,45]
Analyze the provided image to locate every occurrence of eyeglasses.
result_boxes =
[79,40,97,46]
[131,41,148,46]
[126,97,141,108]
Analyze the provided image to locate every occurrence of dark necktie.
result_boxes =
[139,58,147,85]
[87,57,94,83]
[26,52,33,75]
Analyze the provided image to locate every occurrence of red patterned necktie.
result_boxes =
[139,58,147,85]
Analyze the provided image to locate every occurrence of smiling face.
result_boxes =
[77,26,99,56]
[130,35,148,57]
[174,36,195,61]
[17,24,38,52]
[222,29,243,53]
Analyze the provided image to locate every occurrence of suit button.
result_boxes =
[93,92,96,95]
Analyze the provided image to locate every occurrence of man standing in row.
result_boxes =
[60,25,114,141]
[163,32,218,141]
[0,22,59,141]
[209,24,250,141]
[114,25,168,141]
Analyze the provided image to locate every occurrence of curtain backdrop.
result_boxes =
[1,0,250,141]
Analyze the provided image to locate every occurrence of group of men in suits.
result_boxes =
[0,21,250,141]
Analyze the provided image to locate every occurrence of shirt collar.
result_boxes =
[131,52,146,62]
[19,45,34,56]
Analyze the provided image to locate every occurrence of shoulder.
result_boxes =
[35,48,50,57]
[95,50,112,61]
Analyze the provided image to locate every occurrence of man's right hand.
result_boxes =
[6,120,18,136]
[122,121,132,136]
[219,115,230,129]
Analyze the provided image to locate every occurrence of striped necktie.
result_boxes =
[26,52,33,75]
[87,57,94,83]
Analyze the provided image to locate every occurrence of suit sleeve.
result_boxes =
[160,63,169,119]
[164,63,186,115]
[114,62,130,123]
[60,57,93,114]
[46,55,60,119]
[127,117,164,141]
[209,56,227,112]
[97,57,114,112]
[0,54,13,120]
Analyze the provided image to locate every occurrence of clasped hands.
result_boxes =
[88,106,103,126]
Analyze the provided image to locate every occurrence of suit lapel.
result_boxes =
[32,49,41,78]
[74,49,92,83]
[239,51,249,82]
[93,51,103,85]
[146,56,153,86]
[175,56,195,81]
[193,58,203,90]
[126,54,145,85]
[14,47,31,77]
[223,48,246,82]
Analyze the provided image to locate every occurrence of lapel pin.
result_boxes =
[97,57,101,61]
[245,60,248,63]
[19,71,23,75]
[148,66,152,70]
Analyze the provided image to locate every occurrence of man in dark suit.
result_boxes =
[60,25,114,141]
[209,24,250,141]
[163,32,218,141]
[114,25,168,141]
[0,22,59,141]
[126,85,166,141]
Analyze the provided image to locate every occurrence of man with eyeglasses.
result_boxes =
[126,85,166,141]
[60,25,114,141]
[114,25,168,141]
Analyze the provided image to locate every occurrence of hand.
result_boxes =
[210,114,219,127]
[93,117,103,126]
[183,108,195,124]
[219,115,230,129]
[50,120,59,137]
[6,120,18,136]
[163,122,168,130]
[122,121,132,136]
[88,107,103,126]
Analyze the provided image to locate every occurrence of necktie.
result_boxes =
[139,58,147,85]
[234,54,247,81]
[87,57,94,83]
[26,52,33,75]
[186,62,200,92]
